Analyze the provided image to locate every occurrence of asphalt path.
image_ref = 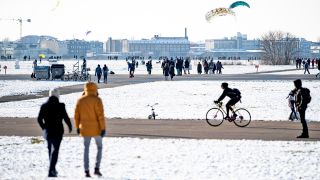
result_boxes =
[0,117,319,141]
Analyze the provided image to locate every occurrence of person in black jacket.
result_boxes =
[293,79,310,138]
[214,82,241,120]
[38,89,72,177]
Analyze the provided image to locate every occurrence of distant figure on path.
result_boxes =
[74,82,106,177]
[95,64,102,83]
[164,63,170,80]
[304,62,310,74]
[169,62,175,80]
[146,60,152,75]
[102,64,109,84]
[37,89,72,177]
[197,62,202,74]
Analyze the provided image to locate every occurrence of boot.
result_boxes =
[94,168,102,176]
[297,134,309,138]
[85,170,91,178]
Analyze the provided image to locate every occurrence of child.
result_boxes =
[287,90,298,121]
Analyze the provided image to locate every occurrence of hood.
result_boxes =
[84,82,98,96]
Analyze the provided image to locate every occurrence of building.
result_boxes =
[66,39,90,57]
[106,37,123,53]
[0,40,15,59]
[204,32,262,59]
[127,28,190,58]
[89,41,104,56]
[14,35,60,58]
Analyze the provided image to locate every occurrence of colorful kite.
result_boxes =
[85,31,92,36]
[51,0,61,11]
[205,8,235,22]
[229,1,250,9]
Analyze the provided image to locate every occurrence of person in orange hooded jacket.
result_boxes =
[74,82,106,177]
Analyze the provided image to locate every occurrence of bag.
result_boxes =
[232,88,241,97]
[300,88,311,104]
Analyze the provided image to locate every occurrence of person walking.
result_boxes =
[102,64,109,84]
[74,82,106,177]
[146,60,152,75]
[95,64,102,83]
[169,62,175,80]
[164,63,170,80]
[37,88,72,177]
[197,62,202,74]
[293,79,311,138]
[184,59,190,74]
[304,61,310,74]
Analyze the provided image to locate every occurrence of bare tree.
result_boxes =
[260,31,298,65]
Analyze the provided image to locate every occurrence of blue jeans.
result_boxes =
[83,136,103,171]
[47,137,62,173]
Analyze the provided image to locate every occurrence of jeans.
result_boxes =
[47,137,62,173]
[83,136,103,171]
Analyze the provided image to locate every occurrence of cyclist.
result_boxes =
[214,82,241,120]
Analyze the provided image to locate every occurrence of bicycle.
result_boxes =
[147,103,158,120]
[206,102,251,127]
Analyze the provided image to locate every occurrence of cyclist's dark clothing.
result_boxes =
[217,87,241,117]
[217,88,241,102]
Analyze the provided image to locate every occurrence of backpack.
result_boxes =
[300,88,311,104]
[232,88,241,97]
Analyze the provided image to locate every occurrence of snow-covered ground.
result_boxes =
[0,81,319,121]
[0,136,319,179]
[0,59,298,75]
[0,80,84,98]
[268,68,319,75]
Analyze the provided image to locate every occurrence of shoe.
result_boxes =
[94,168,103,176]
[48,170,58,177]
[224,116,230,120]
[230,114,237,120]
[85,170,91,178]
[297,134,309,138]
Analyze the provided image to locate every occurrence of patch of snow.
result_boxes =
[0,81,319,121]
[0,80,84,98]
[0,136,319,179]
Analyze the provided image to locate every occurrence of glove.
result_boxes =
[214,100,219,104]
[77,128,80,135]
[100,130,106,137]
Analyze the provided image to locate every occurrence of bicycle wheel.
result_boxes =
[233,108,251,127]
[206,108,224,127]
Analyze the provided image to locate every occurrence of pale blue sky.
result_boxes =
[0,0,319,42]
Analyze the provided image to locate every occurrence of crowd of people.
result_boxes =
[295,58,320,74]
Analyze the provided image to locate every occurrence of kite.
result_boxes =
[205,8,235,22]
[51,0,61,11]
[85,31,92,36]
[229,1,250,9]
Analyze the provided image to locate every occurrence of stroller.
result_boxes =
[287,90,299,121]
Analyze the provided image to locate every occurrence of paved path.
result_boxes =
[0,117,319,141]
[0,73,317,103]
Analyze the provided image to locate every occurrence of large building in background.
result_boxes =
[127,28,190,58]
[105,28,190,58]
[204,32,262,60]
[66,39,103,58]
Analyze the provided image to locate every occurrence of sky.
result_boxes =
[0,0,320,42]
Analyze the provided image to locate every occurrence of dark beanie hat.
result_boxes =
[294,79,302,88]
[221,82,228,88]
